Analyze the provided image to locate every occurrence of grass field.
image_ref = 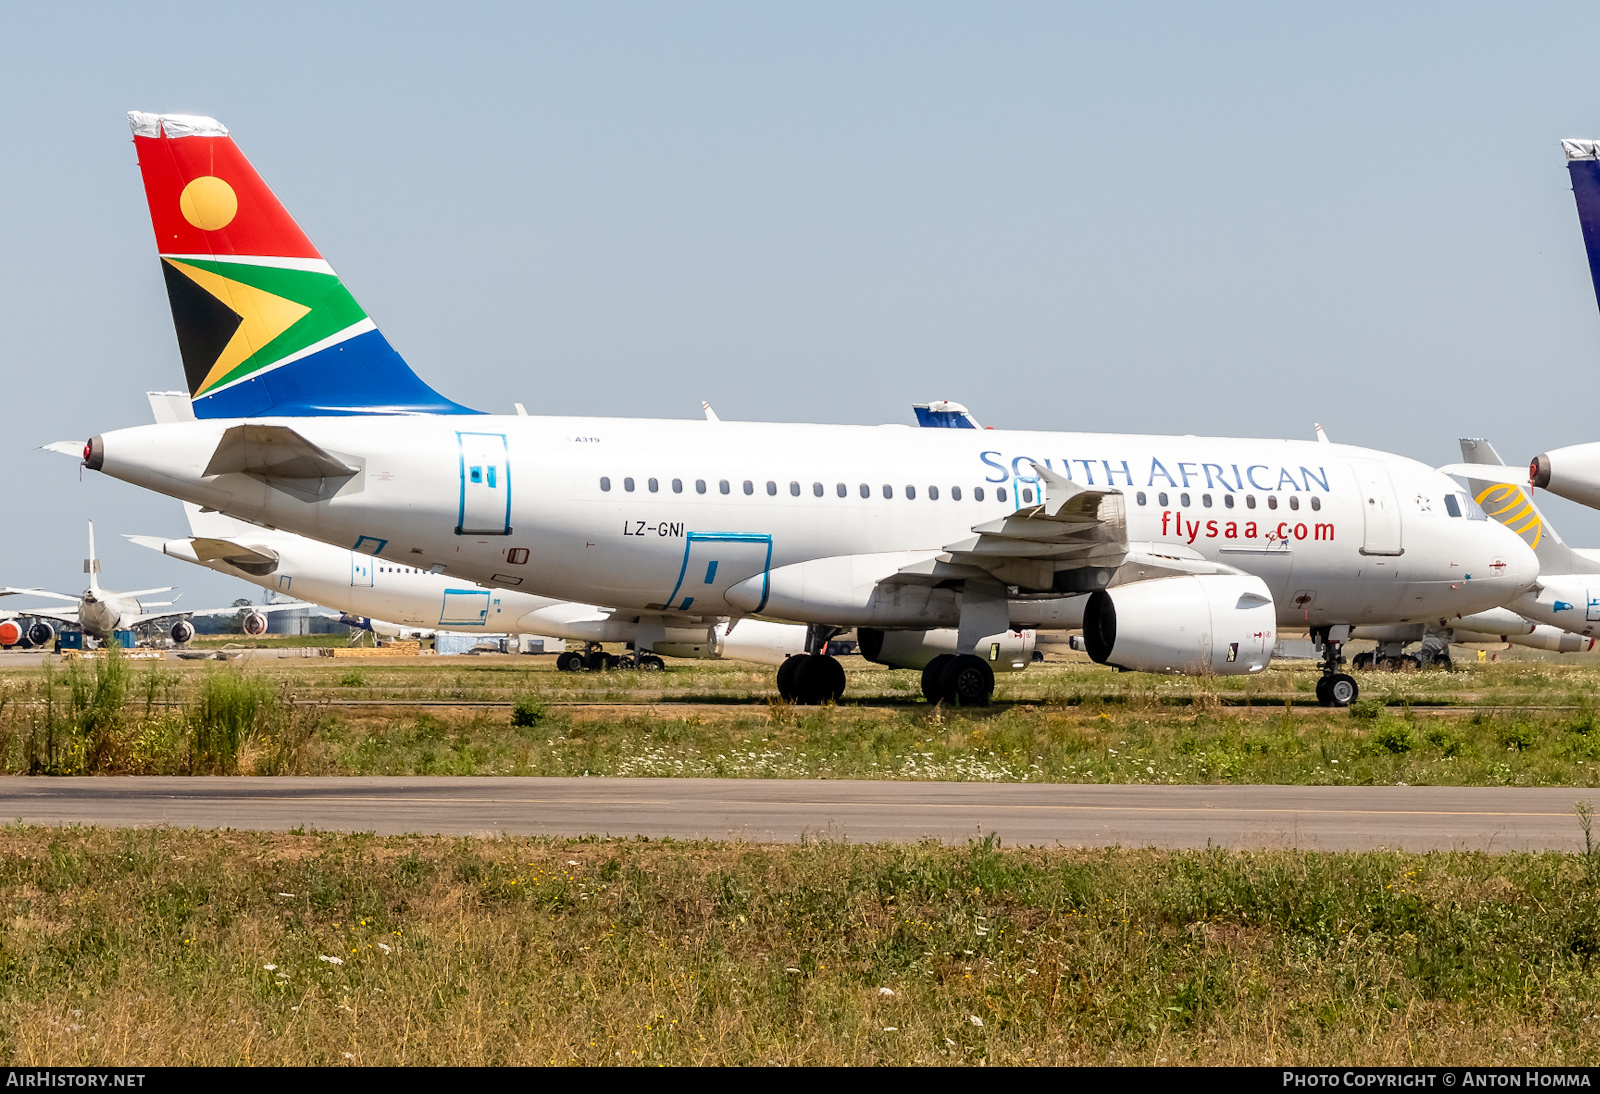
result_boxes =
[3,827,1599,1065]
[3,650,1600,785]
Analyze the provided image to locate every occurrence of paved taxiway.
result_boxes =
[1,777,1593,850]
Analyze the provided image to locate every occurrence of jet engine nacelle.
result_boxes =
[0,620,20,648]
[1081,574,1275,675]
[1531,442,1600,510]
[169,619,195,645]
[27,622,55,648]
[858,627,1035,672]
[716,620,808,666]
[241,610,269,636]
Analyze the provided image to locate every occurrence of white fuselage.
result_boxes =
[139,524,807,663]
[76,590,138,638]
[93,416,1540,630]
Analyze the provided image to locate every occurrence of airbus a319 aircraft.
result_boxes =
[63,111,1540,706]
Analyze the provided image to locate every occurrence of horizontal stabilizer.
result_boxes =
[0,587,79,603]
[41,441,83,459]
[204,424,357,502]
[1435,463,1527,486]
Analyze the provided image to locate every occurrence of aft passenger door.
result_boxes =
[456,432,511,535]
[1351,460,1404,556]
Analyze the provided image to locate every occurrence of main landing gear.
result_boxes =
[920,654,996,707]
[555,643,665,672]
[1312,627,1359,708]
[776,625,847,705]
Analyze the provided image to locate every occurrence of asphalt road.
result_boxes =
[2,777,1596,851]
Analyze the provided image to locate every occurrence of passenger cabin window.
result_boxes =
[624,477,635,492]
[1223,494,1234,509]
[1310,496,1321,511]
[672,478,683,494]
[790,481,801,496]
[1288,496,1299,511]
[1444,494,1462,518]
[767,481,777,496]
[1202,493,1212,507]
[743,480,753,495]
[836,483,847,498]
[648,477,659,493]
[1158,492,1168,506]
[860,484,870,498]
[1180,492,1190,507]
[906,485,917,500]
[1136,491,1147,505]
[719,480,730,494]
[600,476,611,492]
[813,482,824,497]
[951,486,962,501]
[882,485,893,499]
[1022,488,1033,504]
[1246,495,1256,509]
[997,487,1007,502]
[974,487,984,502]
[1267,496,1278,510]
[696,479,707,494]
[929,486,940,500]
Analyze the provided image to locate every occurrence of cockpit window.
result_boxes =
[1462,492,1488,520]
[1443,494,1461,518]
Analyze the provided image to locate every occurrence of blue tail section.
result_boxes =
[192,329,479,418]
[1564,140,1600,313]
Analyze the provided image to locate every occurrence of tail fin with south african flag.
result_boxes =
[128,111,475,418]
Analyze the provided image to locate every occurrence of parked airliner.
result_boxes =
[64,112,1540,706]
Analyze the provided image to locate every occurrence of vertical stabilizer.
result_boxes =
[84,522,101,593]
[127,111,476,419]
[1564,140,1600,315]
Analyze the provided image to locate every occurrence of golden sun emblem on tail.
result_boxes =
[1475,483,1543,548]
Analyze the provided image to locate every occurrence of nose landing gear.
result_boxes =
[1313,626,1359,707]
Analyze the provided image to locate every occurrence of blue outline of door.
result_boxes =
[665,532,773,612]
[440,588,491,627]
[456,432,511,535]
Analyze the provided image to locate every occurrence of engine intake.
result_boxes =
[1082,574,1275,675]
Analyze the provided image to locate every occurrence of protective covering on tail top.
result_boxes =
[128,111,476,418]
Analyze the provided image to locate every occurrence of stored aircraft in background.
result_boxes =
[0,522,306,647]
[66,111,1541,706]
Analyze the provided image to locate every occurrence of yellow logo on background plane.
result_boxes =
[1476,482,1543,548]
[165,260,311,394]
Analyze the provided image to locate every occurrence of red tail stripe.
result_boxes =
[133,132,321,260]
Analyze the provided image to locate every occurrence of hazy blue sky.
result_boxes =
[4,2,1600,608]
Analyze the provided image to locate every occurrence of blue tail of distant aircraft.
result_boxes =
[1564,140,1600,313]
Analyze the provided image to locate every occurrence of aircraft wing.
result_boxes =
[128,601,314,627]
[891,462,1131,589]
[0,606,79,623]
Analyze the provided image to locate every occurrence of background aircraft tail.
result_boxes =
[128,112,475,419]
[1564,140,1600,313]
[1459,437,1600,574]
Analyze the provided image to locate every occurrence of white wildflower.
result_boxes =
[376,942,391,954]
[969,1015,984,1027]
[276,893,295,898]
[319,955,345,966]
[882,1027,898,1032]
[878,987,895,996]
[785,967,801,974]
[567,860,580,866]
[263,964,278,971]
